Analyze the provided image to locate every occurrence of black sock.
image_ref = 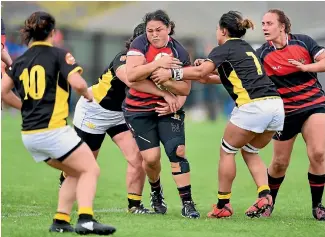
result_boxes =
[149,178,161,193]
[217,191,231,209]
[268,171,285,205]
[177,185,192,204]
[78,214,93,221]
[308,173,325,208]
[127,193,142,209]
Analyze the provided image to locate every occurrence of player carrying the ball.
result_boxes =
[124,9,200,219]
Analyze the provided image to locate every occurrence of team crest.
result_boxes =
[171,113,181,121]
[65,53,76,65]
[298,58,306,64]
[120,55,127,62]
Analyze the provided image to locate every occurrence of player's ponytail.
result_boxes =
[240,19,254,30]
[219,11,253,38]
[20,11,55,45]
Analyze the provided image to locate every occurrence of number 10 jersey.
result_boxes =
[6,41,82,133]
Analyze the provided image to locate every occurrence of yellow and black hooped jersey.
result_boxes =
[207,38,279,107]
[6,41,82,133]
[91,49,128,111]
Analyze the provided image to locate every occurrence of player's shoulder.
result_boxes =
[290,33,313,41]
[256,42,271,59]
[170,37,187,51]
[110,49,127,68]
[129,34,148,49]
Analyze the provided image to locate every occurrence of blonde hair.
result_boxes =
[240,19,254,30]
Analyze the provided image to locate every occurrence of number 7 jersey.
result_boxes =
[207,38,279,107]
[5,41,83,133]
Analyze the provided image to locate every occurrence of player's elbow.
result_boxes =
[126,68,137,83]
[72,81,88,94]
[177,87,191,96]
[68,73,88,94]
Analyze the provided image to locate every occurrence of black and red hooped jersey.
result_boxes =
[257,34,325,115]
[125,34,191,112]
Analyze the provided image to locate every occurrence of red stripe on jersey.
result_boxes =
[277,78,317,94]
[284,96,325,109]
[282,87,320,103]
[125,97,164,107]
[264,45,312,77]
[129,88,160,99]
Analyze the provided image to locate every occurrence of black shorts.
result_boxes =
[273,106,325,141]
[123,110,185,151]
[74,123,129,151]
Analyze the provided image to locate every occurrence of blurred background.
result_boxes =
[2,1,325,121]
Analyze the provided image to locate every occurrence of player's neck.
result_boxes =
[271,33,288,49]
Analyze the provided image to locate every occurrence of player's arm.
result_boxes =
[126,36,182,82]
[58,50,92,101]
[288,35,325,72]
[67,72,92,100]
[160,79,191,96]
[116,65,179,112]
[126,54,182,83]
[1,48,12,67]
[151,61,217,82]
[1,73,22,110]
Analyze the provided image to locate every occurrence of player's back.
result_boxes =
[8,42,80,132]
[209,39,279,106]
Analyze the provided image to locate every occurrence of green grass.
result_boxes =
[1,112,324,237]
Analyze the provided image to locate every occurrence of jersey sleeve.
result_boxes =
[57,49,83,79]
[112,52,127,72]
[5,62,15,79]
[127,35,147,57]
[299,34,325,60]
[176,44,191,67]
[206,45,229,68]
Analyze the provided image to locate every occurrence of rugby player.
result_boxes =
[256,9,325,220]
[151,11,284,218]
[1,11,116,235]
[125,9,200,218]
[59,23,180,215]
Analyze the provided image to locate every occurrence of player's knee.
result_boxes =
[165,137,185,160]
[272,155,290,172]
[308,147,325,164]
[142,152,160,169]
[242,143,259,154]
[127,153,143,170]
[221,138,239,154]
[176,145,185,157]
[164,139,190,175]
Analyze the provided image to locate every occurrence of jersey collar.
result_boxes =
[269,34,289,50]
[30,41,53,48]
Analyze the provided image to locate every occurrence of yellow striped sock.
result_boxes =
[54,212,71,223]
[78,207,94,216]
[128,193,142,201]
[217,192,232,200]
[257,185,270,194]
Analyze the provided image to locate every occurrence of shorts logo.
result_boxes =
[171,113,181,121]
[65,52,76,65]
[276,131,282,137]
[85,121,96,129]
[171,123,180,133]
